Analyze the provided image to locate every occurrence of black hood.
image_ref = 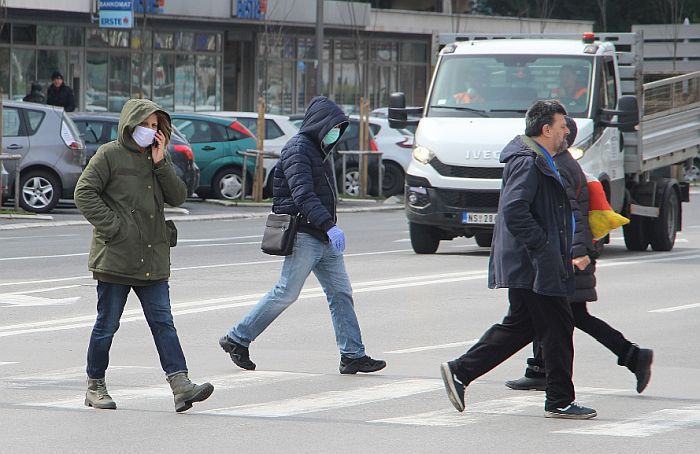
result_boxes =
[298,96,349,155]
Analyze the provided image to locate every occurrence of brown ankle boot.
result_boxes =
[167,372,214,412]
[85,377,117,410]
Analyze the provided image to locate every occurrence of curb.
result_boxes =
[0,204,404,230]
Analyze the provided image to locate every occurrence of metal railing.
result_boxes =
[0,154,22,211]
[239,149,280,201]
[337,150,383,198]
[643,70,700,118]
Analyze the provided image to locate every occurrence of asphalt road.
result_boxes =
[0,194,699,453]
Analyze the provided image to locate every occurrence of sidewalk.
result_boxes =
[0,196,405,230]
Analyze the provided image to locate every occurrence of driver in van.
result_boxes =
[453,71,485,104]
[552,65,588,104]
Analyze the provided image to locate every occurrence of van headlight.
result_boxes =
[568,135,593,160]
[412,145,434,164]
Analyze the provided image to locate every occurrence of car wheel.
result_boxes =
[212,167,248,200]
[382,161,405,196]
[409,222,440,254]
[341,166,361,197]
[19,170,61,213]
[474,232,493,247]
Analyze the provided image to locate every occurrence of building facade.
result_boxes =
[0,0,592,114]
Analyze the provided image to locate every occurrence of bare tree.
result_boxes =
[595,0,608,32]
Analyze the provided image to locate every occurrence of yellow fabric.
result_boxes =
[589,209,630,239]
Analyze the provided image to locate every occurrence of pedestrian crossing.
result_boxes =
[3,367,700,439]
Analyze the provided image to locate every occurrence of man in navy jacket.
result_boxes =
[440,100,597,419]
[219,96,386,375]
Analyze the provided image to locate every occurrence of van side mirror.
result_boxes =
[388,92,422,130]
[600,95,639,133]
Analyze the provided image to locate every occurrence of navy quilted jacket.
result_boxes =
[272,96,348,240]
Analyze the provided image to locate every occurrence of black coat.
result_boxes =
[488,135,575,297]
[554,150,597,303]
[23,82,46,104]
[47,83,76,112]
[272,96,348,241]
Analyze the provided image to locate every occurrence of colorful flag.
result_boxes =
[587,174,630,240]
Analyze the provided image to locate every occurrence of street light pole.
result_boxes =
[315,0,323,96]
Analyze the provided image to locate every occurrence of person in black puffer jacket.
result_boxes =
[219,96,386,376]
[505,116,653,394]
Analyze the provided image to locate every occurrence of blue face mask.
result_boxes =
[322,127,341,146]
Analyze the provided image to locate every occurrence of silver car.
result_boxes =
[1,101,85,213]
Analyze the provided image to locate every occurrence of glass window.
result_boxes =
[174,32,194,51]
[196,55,217,111]
[25,110,45,135]
[175,54,195,111]
[132,53,152,99]
[131,29,152,50]
[86,52,108,111]
[296,59,313,111]
[400,42,427,63]
[153,53,175,111]
[37,50,68,86]
[0,24,9,44]
[195,33,217,51]
[0,48,9,98]
[75,120,104,144]
[3,107,22,137]
[37,25,82,46]
[298,37,315,59]
[604,57,617,110]
[11,49,36,101]
[109,30,130,48]
[109,54,130,112]
[154,32,174,50]
[109,123,119,140]
[265,120,284,140]
[225,123,248,141]
[86,29,109,48]
[13,24,36,45]
[371,42,397,62]
[172,119,215,143]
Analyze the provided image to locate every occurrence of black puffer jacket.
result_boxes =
[488,135,575,297]
[272,96,348,241]
[554,150,597,303]
[47,83,76,112]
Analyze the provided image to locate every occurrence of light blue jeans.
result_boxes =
[228,233,366,358]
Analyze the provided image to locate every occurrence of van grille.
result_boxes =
[429,157,503,179]
[438,189,500,208]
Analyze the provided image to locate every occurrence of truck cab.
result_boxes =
[395,34,638,253]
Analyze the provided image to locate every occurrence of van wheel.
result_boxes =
[212,167,248,200]
[623,215,648,251]
[409,222,440,254]
[19,170,61,213]
[648,183,678,251]
[474,232,493,247]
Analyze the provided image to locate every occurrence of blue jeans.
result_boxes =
[229,233,366,358]
[86,281,188,379]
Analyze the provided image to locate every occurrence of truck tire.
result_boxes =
[382,161,405,196]
[474,232,493,247]
[409,222,440,254]
[623,216,648,251]
[648,182,679,251]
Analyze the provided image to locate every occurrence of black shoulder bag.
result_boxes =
[261,213,301,256]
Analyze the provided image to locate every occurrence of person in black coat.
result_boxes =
[46,71,76,112]
[23,81,46,104]
[219,96,386,375]
[505,116,653,393]
[441,100,597,419]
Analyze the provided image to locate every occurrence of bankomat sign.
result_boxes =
[99,0,133,29]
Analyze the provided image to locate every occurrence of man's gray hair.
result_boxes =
[525,100,567,137]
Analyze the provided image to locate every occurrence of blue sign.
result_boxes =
[235,0,266,20]
[134,0,165,14]
[99,0,133,29]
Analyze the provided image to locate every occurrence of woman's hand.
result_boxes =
[152,129,166,164]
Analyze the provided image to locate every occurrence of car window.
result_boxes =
[237,118,257,136]
[369,123,380,136]
[75,121,105,144]
[225,122,249,141]
[2,108,22,137]
[109,124,118,140]
[172,119,217,143]
[265,120,284,140]
[210,122,229,142]
[25,110,45,135]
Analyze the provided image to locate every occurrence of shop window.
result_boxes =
[196,55,217,111]
[132,53,152,99]
[175,54,195,111]
[11,49,36,101]
[175,32,194,51]
[154,32,174,50]
[371,42,397,62]
[86,29,109,48]
[400,42,427,63]
[153,53,175,110]
[37,25,83,47]
[297,37,315,60]
[37,50,68,86]
[109,30,130,48]
[86,52,108,111]
[194,33,217,51]
[109,54,130,112]
[131,30,152,50]
[0,48,9,98]
[0,24,9,44]
[13,24,36,45]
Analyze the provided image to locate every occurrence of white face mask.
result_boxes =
[132,125,156,148]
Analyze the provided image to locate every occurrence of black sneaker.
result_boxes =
[219,335,256,370]
[544,401,597,419]
[440,362,465,412]
[505,376,546,391]
[339,355,386,374]
[635,348,653,393]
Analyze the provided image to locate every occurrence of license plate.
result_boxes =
[462,212,497,224]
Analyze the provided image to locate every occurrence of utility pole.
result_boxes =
[315,0,324,96]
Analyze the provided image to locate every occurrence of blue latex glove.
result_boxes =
[327,225,346,253]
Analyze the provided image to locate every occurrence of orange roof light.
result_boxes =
[582,32,595,43]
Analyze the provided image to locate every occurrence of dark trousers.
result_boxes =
[451,288,575,410]
[529,301,633,371]
[86,281,188,379]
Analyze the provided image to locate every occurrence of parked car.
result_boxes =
[1,101,85,213]
[170,113,257,200]
[350,115,414,196]
[288,114,383,196]
[70,112,200,197]
[202,112,298,196]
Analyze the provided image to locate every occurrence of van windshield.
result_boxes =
[427,55,593,118]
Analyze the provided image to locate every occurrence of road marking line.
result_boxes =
[185,241,261,248]
[554,406,700,438]
[384,339,479,354]
[0,253,87,262]
[23,371,312,409]
[203,378,443,418]
[0,234,78,240]
[649,303,700,313]
[0,362,18,366]
[0,276,93,288]
[0,294,79,307]
[179,235,262,243]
